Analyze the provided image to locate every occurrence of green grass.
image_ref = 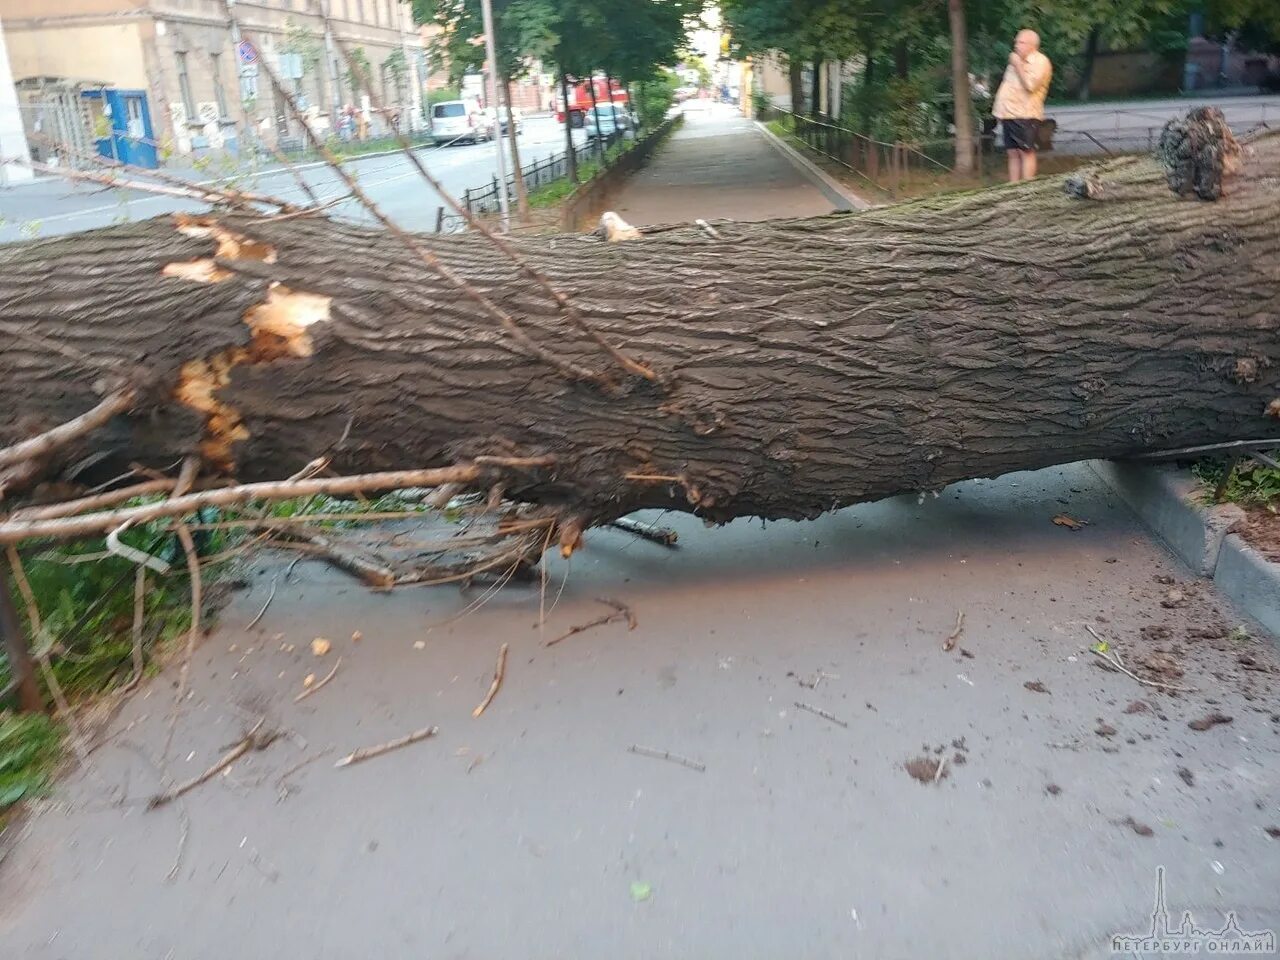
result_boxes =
[0,713,60,812]
[525,137,635,211]
[1193,458,1280,508]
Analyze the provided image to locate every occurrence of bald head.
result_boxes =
[1014,30,1040,58]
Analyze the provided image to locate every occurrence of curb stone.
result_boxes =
[1087,459,1278,639]
[753,121,871,213]
[1214,535,1280,636]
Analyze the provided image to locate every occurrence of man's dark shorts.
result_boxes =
[1002,118,1041,152]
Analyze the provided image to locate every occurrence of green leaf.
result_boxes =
[630,881,652,902]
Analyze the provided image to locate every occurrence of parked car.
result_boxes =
[430,98,492,145]
[480,106,525,136]
[583,103,633,140]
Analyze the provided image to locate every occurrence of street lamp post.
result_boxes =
[480,0,509,231]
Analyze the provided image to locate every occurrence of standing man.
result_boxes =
[993,30,1052,182]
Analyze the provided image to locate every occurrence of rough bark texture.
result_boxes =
[2,142,1279,529]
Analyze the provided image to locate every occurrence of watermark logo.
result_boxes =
[1111,866,1276,954]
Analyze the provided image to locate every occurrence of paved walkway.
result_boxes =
[609,101,840,224]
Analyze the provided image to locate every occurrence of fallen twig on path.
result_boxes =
[473,643,508,718]
[628,744,706,772]
[162,459,202,762]
[608,517,679,547]
[148,719,278,809]
[1085,626,1195,693]
[294,656,342,703]
[246,577,278,630]
[795,701,849,728]
[943,610,964,652]
[335,725,438,768]
[544,597,636,647]
[1088,649,1195,693]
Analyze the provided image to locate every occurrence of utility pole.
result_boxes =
[319,2,343,127]
[398,4,422,132]
[480,0,509,231]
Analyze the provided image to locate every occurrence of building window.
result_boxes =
[211,52,229,117]
[175,52,195,117]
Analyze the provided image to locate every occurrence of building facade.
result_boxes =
[0,0,431,162]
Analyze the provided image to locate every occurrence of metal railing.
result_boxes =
[461,128,626,215]
[758,103,1273,198]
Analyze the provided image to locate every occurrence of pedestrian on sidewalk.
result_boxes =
[993,29,1052,183]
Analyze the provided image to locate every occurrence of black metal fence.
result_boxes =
[758,103,1272,199]
[461,129,626,215]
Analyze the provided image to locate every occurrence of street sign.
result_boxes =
[237,40,258,65]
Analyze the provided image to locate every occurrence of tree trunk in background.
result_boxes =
[788,58,805,114]
[559,70,578,182]
[2,146,1278,528]
[811,59,824,118]
[860,50,875,138]
[502,76,529,223]
[948,0,975,175]
[1076,26,1102,102]
[895,40,910,80]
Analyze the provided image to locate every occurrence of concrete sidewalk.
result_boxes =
[609,102,844,225]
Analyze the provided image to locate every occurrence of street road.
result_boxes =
[0,116,581,243]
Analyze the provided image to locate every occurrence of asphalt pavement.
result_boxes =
[0,116,582,244]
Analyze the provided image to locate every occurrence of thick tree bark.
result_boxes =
[2,143,1278,531]
[948,0,975,175]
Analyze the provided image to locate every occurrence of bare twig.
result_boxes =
[121,566,147,693]
[313,0,658,386]
[335,725,438,767]
[294,656,342,703]
[628,744,706,772]
[161,522,202,763]
[0,459,551,544]
[11,478,232,523]
[608,517,679,547]
[544,597,636,647]
[148,719,273,809]
[219,4,611,387]
[1089,648,1195,693]
[0,389,136,470]
[794,701,849,728]
[30,132,299,212]
[246,577,278,630]
[473,643,509,718]
[943,610,964,652]
[933,754,949,784]
[256,525,395,588]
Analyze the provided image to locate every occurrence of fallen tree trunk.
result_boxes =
[2,140,1278,538]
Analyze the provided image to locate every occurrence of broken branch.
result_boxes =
[473,643,508,718]
[628,744,706,772]
[544,597,636,647]
[335,725,438,768]
[293,656,342,703]
[0,389,136,470]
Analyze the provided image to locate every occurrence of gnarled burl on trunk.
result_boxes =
[2,138,1278,537]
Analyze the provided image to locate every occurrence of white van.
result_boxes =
[430,98,492,145]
